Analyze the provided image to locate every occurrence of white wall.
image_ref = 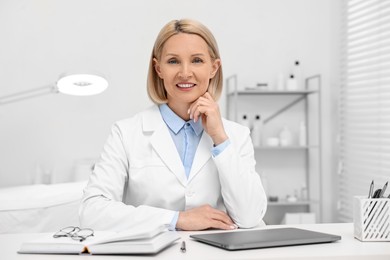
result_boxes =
[0,0,340,221]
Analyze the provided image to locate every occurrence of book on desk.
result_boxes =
[18,224,180,255]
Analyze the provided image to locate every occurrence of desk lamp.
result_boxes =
[0,74,108,105]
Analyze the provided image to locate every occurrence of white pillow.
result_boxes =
[0,181,86,234]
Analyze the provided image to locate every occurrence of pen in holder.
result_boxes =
[353,196,390,241]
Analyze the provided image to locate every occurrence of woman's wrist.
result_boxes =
[211,132,228,146]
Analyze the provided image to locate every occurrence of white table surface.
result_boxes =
[1,223,389,260]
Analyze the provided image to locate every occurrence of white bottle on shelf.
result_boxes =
[279,126,293,147]
[240,114,251,130]
[286,75,298,91]
[299,121,307,147]
[251,115,263,147]
[300,183,308,201]
[293,60,303,90]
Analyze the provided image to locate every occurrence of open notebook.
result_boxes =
[19,224,180,255]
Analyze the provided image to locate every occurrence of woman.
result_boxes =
[79,19,267,231]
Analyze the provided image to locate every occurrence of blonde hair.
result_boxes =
[147,19,223,104]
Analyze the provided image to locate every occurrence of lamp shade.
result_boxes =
[56,74,108,96]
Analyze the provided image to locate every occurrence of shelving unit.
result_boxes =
[225,74,322,225]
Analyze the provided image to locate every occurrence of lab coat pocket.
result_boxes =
[128,158,174,200]
[130,158,166,169]
[129,158,168,181]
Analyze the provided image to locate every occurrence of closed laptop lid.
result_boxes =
[190,228,341,251]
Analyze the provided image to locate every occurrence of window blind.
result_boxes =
[338,0,390,222]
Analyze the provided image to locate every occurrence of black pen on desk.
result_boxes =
[180,241,186,253]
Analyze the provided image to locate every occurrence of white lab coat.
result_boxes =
[79,105,267,231]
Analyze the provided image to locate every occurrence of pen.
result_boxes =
[368,180,374,198]
[379,181,388,198]
[372,189,382,198]
[180,241,186,253]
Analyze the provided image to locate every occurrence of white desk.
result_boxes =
[1,223,389,260]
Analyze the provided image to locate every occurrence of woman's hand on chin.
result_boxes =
[188,92,228,145]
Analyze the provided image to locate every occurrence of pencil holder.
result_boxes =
[353,196,390,241]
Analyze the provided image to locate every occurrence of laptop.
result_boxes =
[190,227,341,251]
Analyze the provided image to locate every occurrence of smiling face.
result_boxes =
[154,33,221,114]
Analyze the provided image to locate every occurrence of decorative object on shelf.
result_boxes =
[300,183,308,201]
[245,82,269,91]
[286,74,298,91]
[286,194,298,203]
[239,114,251,129]
[292,60,303,90]
[0,73,108,106]
[299,121,307,147]
[279,126,293,147]
[266,137,280,147]
[251,115,264,147]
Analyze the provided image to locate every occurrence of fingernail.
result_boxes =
[187,109,190,114]
[230,225,237,230]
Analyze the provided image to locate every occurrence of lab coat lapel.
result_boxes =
[144,107,187,187]
[188,132,213,182]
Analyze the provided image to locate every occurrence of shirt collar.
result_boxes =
[159,104,203,136]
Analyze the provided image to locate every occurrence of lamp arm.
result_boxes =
[0,85,58,106]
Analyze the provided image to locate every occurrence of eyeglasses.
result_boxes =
[53,226,94,242]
